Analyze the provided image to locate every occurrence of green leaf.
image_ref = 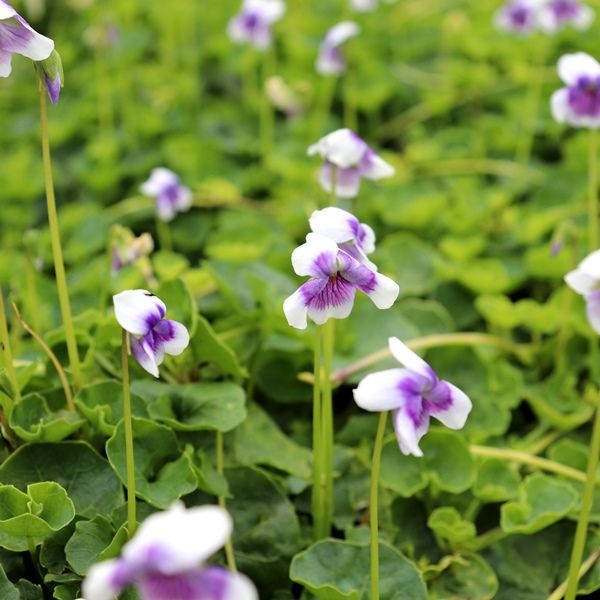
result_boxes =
[234,403,312,479]
[155,278,197,335]
[501,473,579,534]
[0,442,123,518]
[9,394,85,443]
[379,440,427,498]
[474,458,520,502]
[290,540,427,600]
[427,507,476,543]
[106,417,197,508]
[0,565,19,600]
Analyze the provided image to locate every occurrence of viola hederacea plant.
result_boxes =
[316,21,360,76]
[494,0,541,35]
[141,168,193,224]
[227,0,285,50]
[538,0,594,33]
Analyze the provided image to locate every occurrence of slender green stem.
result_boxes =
[550,548,600,600]
[370,411,388,600]
[344,71,357,132]
[260,50,275,162]
[321,320,335,536]
[24,247,41,334]
[564,402,600,600]
[312,326,325,539]
[155,215,173,252]
[216,430,237,572]
[0,289,20,403]
[40,87,81,391]
[468,526,509,552]
[121,329,137,537]
[588,128,598,252]
[470,445,587,483]
[311,76,336,142]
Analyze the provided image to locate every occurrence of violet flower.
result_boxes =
[351,0,378,12]
[308,128,394,198]
[538,0,594,32]
[316,21,360,76]
[82,503,257,600]
[0,0,54,77]
[111,232,154,275]
[354,337,472,457]
[283,233,399,329]
[141,168,192,223]
[309,206,377,269]
[565,249,600,333]
[494,0,541,35]
[551,53,600,128]
[34,48,63,104]
[113,289,190,378]
[227,0,285,50]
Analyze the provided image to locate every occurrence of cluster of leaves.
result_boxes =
[2,0,600,598]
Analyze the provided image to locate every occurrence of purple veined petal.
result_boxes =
[0,17,54,61]
[123,504,233,576]
[565,266,598,295]
[153,320,190,357]
[353,368,412,411]
[425,380,472,430]
[283,287,310,330]
[0,48,12,76]
[341,260,399,308]
[551,88,569,123]
[131,335,160,378]
[45,72,61,104]
[359,150,395,180]
[290,232,339,277]
[113,289,167,336]
[338,241,377,270]
[308,128,367,168]
[388,337,435,381]
[137,571,204,600]
[82,559,126,600]
[393,404,430,457]
[357,221,376,254]
[319,163,362,198]
[585,290,600,334]
[303,274,357,325]
[558,52,600,86]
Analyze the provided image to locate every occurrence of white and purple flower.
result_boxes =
[565,249,600,333]
[283,233,399,329]
[350,0,378,13]
[354,337,472,457]
[308,128,394,198]
[111,232,154,275]
[82,503,257,600]
[309,206,376,269]
[141,168,192,223]
[113,289,190,378]
[227,0,285,50]
[316,21,360,76]
[0,0,54,78]
[538,0,594,33]
[551,53,600,129]
[494,0,541,35]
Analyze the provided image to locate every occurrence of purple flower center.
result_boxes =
[242,10,261,31]
[550,0,579,21]
[508,5,533,29]
[162,182,182,205]
[568,75,600,118]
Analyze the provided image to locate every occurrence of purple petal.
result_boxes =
[45,72,60,104]
[425,380,472,430]
[585,289,600,334]
[131,335,160,378]
[302,275,357,325]
[393,404,430,457]
[113,289,167,336]
[152,319,190,357]
[0,17,54,61]
[319,163,362,198]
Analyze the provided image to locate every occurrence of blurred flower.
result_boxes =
[354,337,472,456]
[141,168,192,223]
[227,0,285,50]
[0,0,54,77]
[565,249,600,333]
[111,227,154,275]
[309,206,377,269]
[265,75,303,118]
[34,48,63,104]
[494,0,540,35]
[113,289,190,378]
[283,233,399,329]
[551,53,600,128]
[351,0,378,12]
[316,21,360,76]
[538,0,594,32]
[308,128,394,198]
[82,503,257,600]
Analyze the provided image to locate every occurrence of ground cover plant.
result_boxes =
[3,0,600,598]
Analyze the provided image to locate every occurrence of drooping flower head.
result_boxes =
[494,0,541,35]
[113,289,190,378]
[82,503,257,600]
[551,53,600,128]
[0,0,54,78]
[110,226,154,278]
[308,128,394,198]
[354,337,472,457]
[316,21,360,76]
[538,0,594,32]
[565,249,600,333]
[34,48,63,104]
[283,233,399,329]
[309,206,376,269]
[227,0,285,50]
[141,168,192,223]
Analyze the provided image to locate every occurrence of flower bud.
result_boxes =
[34,49,63,105]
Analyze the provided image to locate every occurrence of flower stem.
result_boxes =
[39,87,81,391]
[121,329,137,538]
[321,319,335,536]
[588,128,598,252]
[312,326,325,539]
[344,71,357,132]
[155,215,173,252]
[0,289,20,403]
[370,411,388,600]
[563,401,600,600]
[216,430,237,572]
[550,547,600,600]
[260,50,275,162]
[311,76,336,143]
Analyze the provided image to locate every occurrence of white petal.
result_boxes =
[283,289,309,330]
[131,336,160,378]
[320,164,362,198]
[175,186,192,212]
[393,407,429,457]
[306,289,356,324]
[388,337,433,380]
[565,268,598,295]
[0,2,17,19]
[316,49,345,76]
[290,232,339,277]
[158,320,190,356]
[429,382,472,429]
[551,88,569,124]
[16,27,54,61]
[361,153,395,180]
[558,52,600,86]
[364,272,399,309]
[227,15,249,43]
[308,128,367,168]
[113,289,166,336]
[576,248,600,279]
[0,49,12,77]
[360,223,376,254]
[140,167,178,196]
[353,368,410,411]
[573,5,594,30]
[309,207,360,243]
[585,291,600,334]
[245,0,286,23]
[123,503,233,575]
[223,572,259,600]
[324,21,360,48]
[82,560,122,600]
[156,197,176,222]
